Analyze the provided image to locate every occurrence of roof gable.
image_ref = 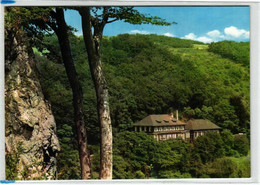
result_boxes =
[185,119,221,130]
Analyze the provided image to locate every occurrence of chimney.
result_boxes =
[170,112,174,119]
[176,110,179,120]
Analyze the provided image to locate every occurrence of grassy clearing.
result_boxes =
[193,44,209,50]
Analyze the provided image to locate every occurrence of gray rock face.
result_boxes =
[5,34,60,180]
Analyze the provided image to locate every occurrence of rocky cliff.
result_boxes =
[5,31,60,180]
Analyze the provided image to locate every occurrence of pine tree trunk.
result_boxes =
[55,8,91,179]
[80,7,113,179]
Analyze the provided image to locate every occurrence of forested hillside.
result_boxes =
[33,34,250,179]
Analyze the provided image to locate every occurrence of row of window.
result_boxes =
[193,130,219,138]
[135,125,185,132]
[155,126,185,132]
[155,133,185,140]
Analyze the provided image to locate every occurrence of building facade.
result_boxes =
[133,113,221,141]
[185,119,221,141]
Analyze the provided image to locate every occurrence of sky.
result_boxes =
[64,6,250,43]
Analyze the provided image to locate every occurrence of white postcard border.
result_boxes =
[0,1,259,184]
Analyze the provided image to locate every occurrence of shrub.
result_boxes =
[207,157,237,178]
[234,134,249,156]
[193,132,225,163]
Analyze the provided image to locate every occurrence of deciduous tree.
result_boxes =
[78,7,173,179]
[52,8,91,179]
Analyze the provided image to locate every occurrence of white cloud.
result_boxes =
[196,36,213,43]
[207,30,221,38]
[182,33,212,43]
[130,30,176,38]
[224,26,249,38]
[183,33,197,40]
[181,26,249,43]
[163,32,175,37]
[244,31,250,38]
[206,30,226,41]
[130,30,150,35]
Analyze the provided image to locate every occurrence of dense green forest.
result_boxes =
[33,34,250,179]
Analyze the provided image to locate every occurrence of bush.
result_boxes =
[135,170,146,179]
[113,132,193,179]
[234,134,249,156]
[158,170,192,178]
[6,153,19,180]
[207,157,237,178]
[221,129,234,156]
[193,132,225,163]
